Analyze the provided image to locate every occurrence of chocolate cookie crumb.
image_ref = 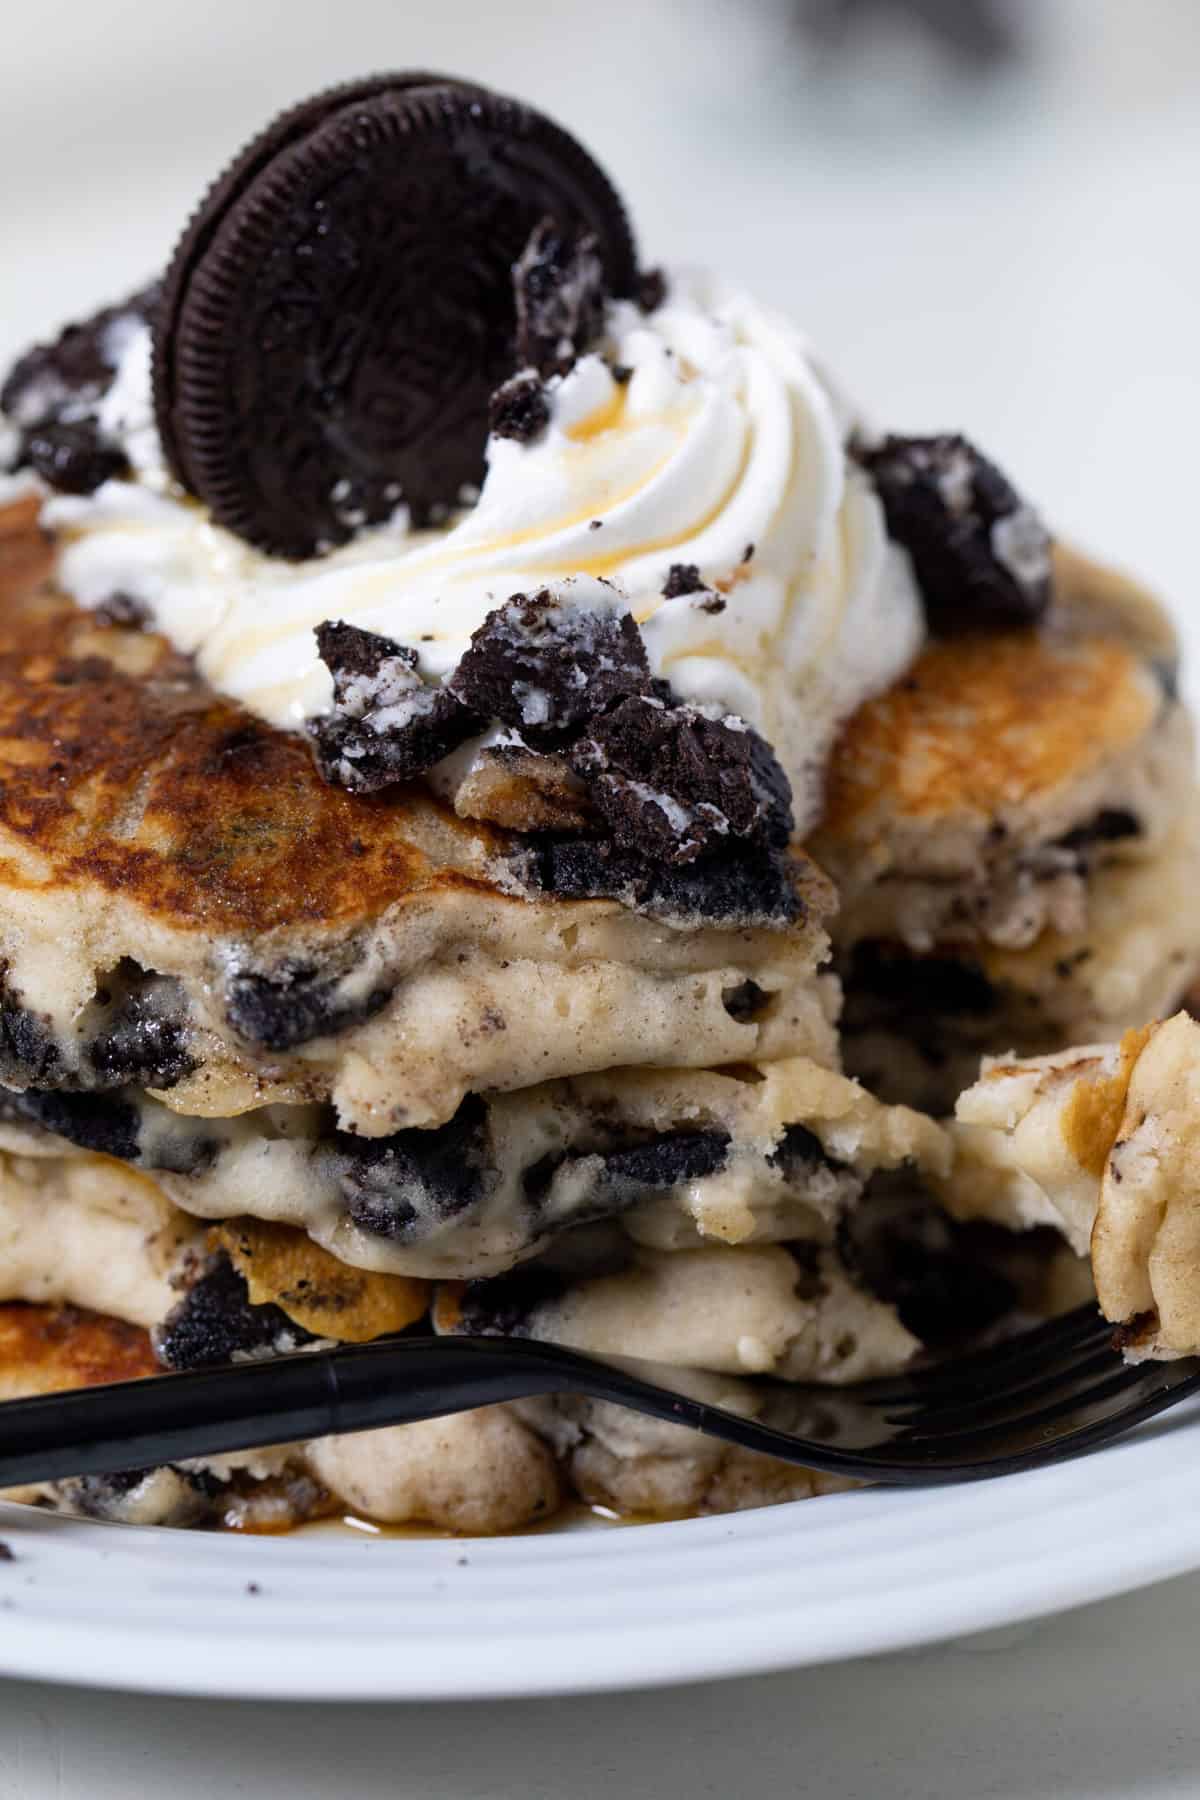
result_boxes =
[154,1254,316,1371]
[246,1581,261,1595]
[3,285,157,497]
[94,591,150,629]
[450,588,650,744]
[309,620,479,792]
[20,421,129,496]
[227,954,394,1052]
[854,432,1052,633]
[452,1264,568,1336]
[722,979,771,1023]
[513,217,607,378]
[531,835,802,926]
[0,1543,14,1563]
[637,267,667,313]
[571,693,794,864]
[489,370,551,444]
[661,563,704,599]
[340,1095,494,1241]
[610,363,633,384]
[742,542,755,563]
[1,283,159,428]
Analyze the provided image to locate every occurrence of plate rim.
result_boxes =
[2,1403,1199,1701]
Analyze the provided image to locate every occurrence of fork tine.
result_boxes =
[865,1357,1200,1477]
[890,1356,1143,1449]
[855,1306,1112,1406]
[883,1342,1120,1435]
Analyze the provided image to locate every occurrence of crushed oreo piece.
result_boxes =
[661,563,704,599]
[0,1542,14,1563]
[338,1095,494,1241]
[0,979,61,1086]
[769,1122,848,1178]
[722,979,771,1024]
[86,965,196,1091]
[3,284,158,496]
[1,1081,217,1176]
[637,267,667,313]
[846,1193,1019,1348]
[596,1129,730,1191]
[530,834,802,926]
[19,420,128,495]
[488,369,551,443]
[1055,808,1140,856]
[1,283,159,429]
[450,1264,568,1337]
[513,217,607,378]
[450,588,650,745]
[0,966,192,1095]
[227,953,395,1053]
[520,1129,729,1234]
[94,590,150,629]
[0,1088,142,1162]
[854,432,1052,633]
[570,693,793,864]
[154,1253,316,1371]
[316,620,411,686]
[308,620,479,794]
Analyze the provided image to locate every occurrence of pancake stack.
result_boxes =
[815,542,1199,1115]
[0,497,954,1529]
[0,74,1195,1534]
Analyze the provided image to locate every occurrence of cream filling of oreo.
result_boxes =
[40,272,924,832]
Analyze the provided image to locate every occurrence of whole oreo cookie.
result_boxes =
[154,77,637,557]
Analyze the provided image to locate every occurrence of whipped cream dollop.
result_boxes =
[39,272,924,829]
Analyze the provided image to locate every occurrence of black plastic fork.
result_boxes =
[2,1305,1199,1495]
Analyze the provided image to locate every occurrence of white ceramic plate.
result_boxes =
[2,1399,1199,1700]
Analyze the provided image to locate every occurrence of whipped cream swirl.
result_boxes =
[39,272,923,830]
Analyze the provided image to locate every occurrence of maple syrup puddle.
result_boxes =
[298,1500,657,1541]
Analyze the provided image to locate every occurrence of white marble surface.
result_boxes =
[2,0,1200,1789]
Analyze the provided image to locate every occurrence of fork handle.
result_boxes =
[0,1336,587,1491]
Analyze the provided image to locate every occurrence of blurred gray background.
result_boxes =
[3,0,1199,646]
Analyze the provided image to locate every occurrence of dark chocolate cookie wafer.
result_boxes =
[152,72,475,488]
[155,79,637,557]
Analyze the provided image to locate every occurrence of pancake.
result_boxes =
[0,500,837,1137]
[813,542,1200,1109]
[936,1012,1200,1359]
[0,1136,909,1529]
[513,1375,856,1519]
[436,1242,919,1384]
[837,800,1200,1114]
[0,1301,158,1402]
[0,1297,558,1534]
[0,1055,948,1280]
